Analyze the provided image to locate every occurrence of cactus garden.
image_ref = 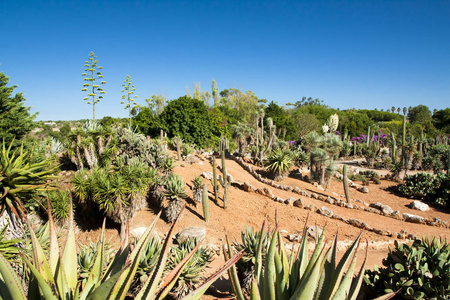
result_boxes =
[3,0,450,288]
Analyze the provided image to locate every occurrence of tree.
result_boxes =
[0,72,36,148]
[121,75,138,128]
[432,108,450,133]
[81,51,106,122]
[264,101,296,140]
[391,106,396,114]
[397,107,401,114]
[212,79,219,107]
[145,94,167,117]
[403,107,407,115]
[160,96,215,148]
[408,105,432,125]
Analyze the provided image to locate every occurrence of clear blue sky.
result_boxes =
[1,0,449,121]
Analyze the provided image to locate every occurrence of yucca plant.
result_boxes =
[161,156,175,176]
[164,174,187,223]
[0,199,244,300]
[226,215,374,300]
[0,139,58,234]
[167,238,213,298]
[265,149,294,181]
[72,163,158,240]
[191,176,203,205]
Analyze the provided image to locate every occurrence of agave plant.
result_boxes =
[0,199,244,299]
[265,149,294,181]
[46,189,73,224]
[191,176,203,205]
[166,238,213,298]
[226,215,372,300]
[164,174,187,223]
[232,225,269,292]
[0,139,58,234]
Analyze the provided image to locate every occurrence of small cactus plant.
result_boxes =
[202,183,209,222]
[211,156,219,203]
[219,149,232,209]
[191,176,203,205]
[343,164,350,203]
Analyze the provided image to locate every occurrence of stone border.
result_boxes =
[206,153,449,232]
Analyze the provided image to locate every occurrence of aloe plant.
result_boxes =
[226,216,368,300]
[0,199,244,299]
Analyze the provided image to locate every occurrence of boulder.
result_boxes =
[176,227,206,243]
[325,197,335,205]
[410,200,429,212]
[263,187,274,198]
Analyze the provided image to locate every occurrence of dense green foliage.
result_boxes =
[0,72,36,149]
[398,173,450,209]
[364,238,450,299]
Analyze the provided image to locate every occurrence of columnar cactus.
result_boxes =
[202,183,209,222]
[391,132,397,163]
[219,149,232,209]
[343,165,350,203]
[176,136,181,161]
[211,157,219,203]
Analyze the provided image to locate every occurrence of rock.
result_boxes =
[254,188,265,195]
[293,187,302,193]
[202,171,213,180]
[402,213,425,224]
[410,200,430,212]
[305,204,318,211]
[176,227,206,243]
[293,199,305,208]
[428,217,449,227]
[373,228,391,236]
[243,182,255,192]
[332,214,346,222]
[311,193,318,199]
[263,187,274,198]
[307,226,323,241]
[325,197,335,205]
[130,227,148,238]
[370,202,394,215]
[391,211,403,220]
[318,195,327,201]
[285,186,294,192]
[364,207,381,214]
[347,219,368,229]
[184,154,198,164]
[287,234,302,242]
[357,186,369,193]
[345,203,353,209]
[317,206,333,218]
[284,197,296,205]
[275,196,284,203]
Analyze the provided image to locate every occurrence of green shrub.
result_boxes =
[265,149,294,181]
[398,173,450,209]
[363,238,450,299]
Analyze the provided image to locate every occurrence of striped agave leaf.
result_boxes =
[0,198,243,300]
[227,214,369,300]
